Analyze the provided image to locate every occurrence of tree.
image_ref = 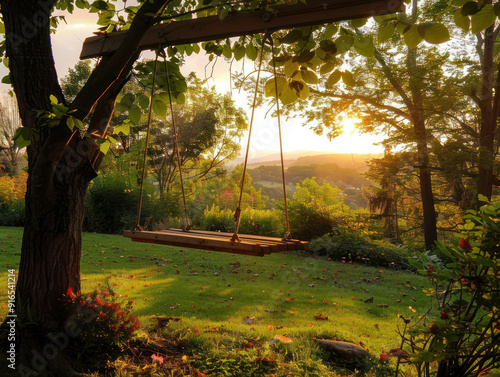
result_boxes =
[0,0,185,373]
[0,94,22,175]
[149,75,248,195]
[60,60,93,101]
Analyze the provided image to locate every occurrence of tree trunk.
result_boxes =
[477,25,496,200]
[0,0,171,373]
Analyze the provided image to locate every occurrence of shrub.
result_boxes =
[309,231,413,269]
[83,174,171,233]
[201,205,284,237]
[287,202,336,241]
[0,199,25,226]
[400,197,500,377]
[64,285,141,370]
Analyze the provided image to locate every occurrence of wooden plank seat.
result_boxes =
[123,229,308,257]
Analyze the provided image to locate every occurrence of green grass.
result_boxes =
[0,226,433,375]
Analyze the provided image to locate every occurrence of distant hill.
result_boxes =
[291,153,381,173]
[229,150,381,171]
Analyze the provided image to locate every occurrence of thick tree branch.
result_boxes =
[309,88,411,120]
[70,0,172,120]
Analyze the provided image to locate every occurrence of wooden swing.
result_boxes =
[124,38,308,256]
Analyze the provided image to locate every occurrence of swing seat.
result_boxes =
[123,229,308,257]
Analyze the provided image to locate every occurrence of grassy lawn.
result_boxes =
[0,226,433,375]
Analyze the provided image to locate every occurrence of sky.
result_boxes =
[0,8,385,158]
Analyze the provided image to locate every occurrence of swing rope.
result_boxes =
[162,52,191,231]
[269,36,291,240]
[230,38,266,243]
[135,51,160,230]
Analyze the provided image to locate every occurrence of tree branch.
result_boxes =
[70,0,172,120]
[309,88,411,120]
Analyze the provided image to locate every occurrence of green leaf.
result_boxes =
[494,3,500,17]
[378,22,395,43]
[67,117,75,131]
[49,94,59,104]
[334,35,353,54]
[279,29,302,44]
[461,1,479,16]
[297,50,315,63]
[478,194,489,203]
[121,93,135,109]
[296,81,310,100]
[233,44,246,61]
[245,43,258,60]
[353,35,375,57]
[471,4,496,34]
[284,59,299,77]
[114,123,130,136]
[326,69,341,87]
[323,23,338,39]
[99,139,111,155]
[0,22,5,34]
[152,99,167,118]
[129,104,141,125]
[279,83,299,105]
[350,18,367,28]
[13,127,31,149]
[265,76,287,99]
[2,75,11,84]
[301,69,319,84]
[138,94,150,110]
[374,13,397,23]
[422,23,450,44]
[222,43,232,59]
[403,25,423,48]
[73,118,84,130]
[319,39,337,53]
[454,9,470,32]
[320,62,336,75]
[341,70,356,86]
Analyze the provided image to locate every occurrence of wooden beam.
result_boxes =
[80,0,404,59]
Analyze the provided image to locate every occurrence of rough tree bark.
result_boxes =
[477,24,500,200]
[0,0,170,374]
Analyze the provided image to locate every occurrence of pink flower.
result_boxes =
[151,354,164,364]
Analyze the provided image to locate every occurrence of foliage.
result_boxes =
[64,285,142,370]
[83,174,168,234]
[0,199,25,227]
[310,232,413,269]
[403,197,500,376]
[0,170,26,226]
[287,201,336,241]
[202,204,284,237]
[60,60,94,101]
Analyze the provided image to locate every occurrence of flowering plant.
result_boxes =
[65,285,142,365]
[402,197,500,377]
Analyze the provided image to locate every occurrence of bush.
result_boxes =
[309,231,413,269]
[202,205,285,237]
[64,285,141,370]
[288,202,336,241]
[400,198,500,377]
[83,175,173,234]
[0,199,25,227]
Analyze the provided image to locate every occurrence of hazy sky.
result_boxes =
[0,8,384,156]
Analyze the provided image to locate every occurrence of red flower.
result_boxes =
[379,353,390,363]
[440,312,449,320]
[66,287,76,299]
[459,237,472,251]
[95,298,105,306]
[430,324,438,334]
